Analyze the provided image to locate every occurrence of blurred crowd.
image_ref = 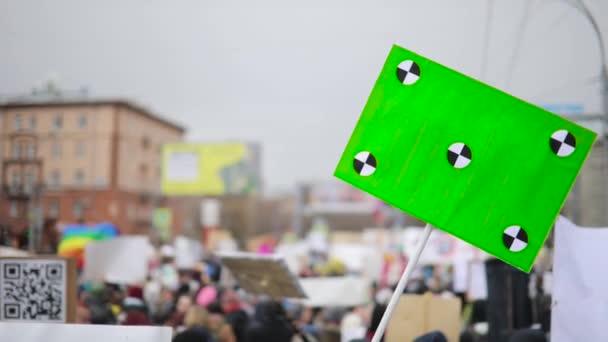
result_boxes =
[71,244,463,342]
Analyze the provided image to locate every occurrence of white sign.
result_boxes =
[300,276,371,307]
[174,236,203,269]
[552,216,608,342]
[166,151,199,182]
[468,261,488,300]
[82,236,152,284]
[0,322,171,342]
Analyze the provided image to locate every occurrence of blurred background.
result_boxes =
[0,1,607,342]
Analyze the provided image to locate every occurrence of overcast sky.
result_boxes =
[1,0,607,191]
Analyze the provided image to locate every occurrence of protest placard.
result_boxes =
[552,216,608,341]
[299,276,371,307]
[82,236,152,284]
[385,293,460,342]
[0,256,76,323]
[219,252,306,299]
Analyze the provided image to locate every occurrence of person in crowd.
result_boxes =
[122,286,151,325]
[340,306,366,342]
[246,301,296,342]
[366,303,387,342]
[104,283,124,321]
[177,269,200,297]
[509,329,548,342]
[297,306,321,340]
[172,327,213,342]
[220,288,250,342]
[152,286,176,324]
[39,219,59,253]
[413,331,448,342]
[166,293,193,329]
[205,302,238,342]
[86,287,117,325]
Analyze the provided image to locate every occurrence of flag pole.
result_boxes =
[371,223,434,342]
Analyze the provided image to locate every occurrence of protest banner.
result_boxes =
[0,256,76,323]
[299,276,371,307]
[219,252,306,299]
[385,293,460,342]
[0,322,172,342]
[551,216,608,341]
[82,236,152,284]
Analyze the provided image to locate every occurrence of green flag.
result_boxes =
[335,45,596,272]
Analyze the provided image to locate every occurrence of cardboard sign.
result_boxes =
[0,256,76,323]
[385,293,460,342]
[0,322,172,342]
[219,252,306,299]
[82,236,152,284]
[334,45,596,272]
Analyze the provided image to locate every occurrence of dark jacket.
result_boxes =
[173,327,213,342]
[246,301,295,342]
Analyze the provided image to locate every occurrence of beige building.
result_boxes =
[0,99,184,234]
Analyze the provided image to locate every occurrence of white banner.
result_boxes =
[0,322,171,342]
[552,216,608,342]
[82,236,152,284]
[300,276,371,307]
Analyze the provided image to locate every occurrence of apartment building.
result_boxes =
[0,99,185,234]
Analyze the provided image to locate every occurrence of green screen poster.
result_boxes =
[335,45,596,272]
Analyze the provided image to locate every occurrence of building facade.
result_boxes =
[0,100,185,234]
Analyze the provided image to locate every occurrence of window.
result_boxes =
[11,143,21,158]
[75,141,86,158]
[74,169,85,185]
[48,200,60,218]
[23,171,34,194]
[78,114,88,128]
[9,202,18,218]
[26,144,36,159]
[73,200,84,219]
[14,114,23,130]
[53,114,63,130]
[52,142,62,158]
[30,116,36,130]
[49,170,61,188]
[10,172,20,193]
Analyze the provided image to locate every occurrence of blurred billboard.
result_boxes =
[161,143,261,195]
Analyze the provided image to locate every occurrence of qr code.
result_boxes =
[0,259,66,321]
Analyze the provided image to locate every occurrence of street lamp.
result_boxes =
[564,0,608,121]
